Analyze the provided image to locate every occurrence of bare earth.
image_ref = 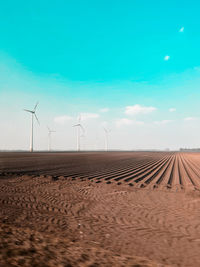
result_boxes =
[1,152,200,267]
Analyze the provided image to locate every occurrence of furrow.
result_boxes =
[124,155,171,184]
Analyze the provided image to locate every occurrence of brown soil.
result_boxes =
[1,152,200,266]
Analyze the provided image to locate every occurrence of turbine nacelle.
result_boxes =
[103,127,110,151]
[103,127,110,134]
[47,126,56,151]
[23,102,40,152]
[47,126,56,134]
[73,115,85,151]
[24,102,40,125]
[73,123,85,135]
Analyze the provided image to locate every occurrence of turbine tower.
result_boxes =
[47,126,56,152]
[73,115,85,151]
[24,102,39,152]
[103,127,110,151]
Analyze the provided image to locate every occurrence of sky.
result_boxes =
[1,0,200,150]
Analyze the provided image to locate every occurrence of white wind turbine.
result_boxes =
[24,102,39,152]
[47,126,56,152]
[73,115,85,151]
[103,127,110,151]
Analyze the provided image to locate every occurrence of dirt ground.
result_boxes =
[1,152,200,267]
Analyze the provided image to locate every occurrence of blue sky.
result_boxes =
[1,0,200,81]
[1,0,200,150]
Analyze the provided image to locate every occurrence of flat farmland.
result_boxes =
[1,152,200,266]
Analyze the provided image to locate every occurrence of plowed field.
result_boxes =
[1,152,200,267]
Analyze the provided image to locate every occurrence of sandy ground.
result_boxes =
[1,152,200,266]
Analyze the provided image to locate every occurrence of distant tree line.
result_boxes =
[180,148,200,152]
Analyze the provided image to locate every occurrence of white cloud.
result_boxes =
[80,113,100,121]
[133,120,144,125]
[115,118,144,127]
[169,108,176,112]
[154,120,174,125]
[54,115,73,124]
[184,117,198,121]
[164,55,170,61]
[179,27,184,33]
[99,108,109,113]
[125,104,157,116]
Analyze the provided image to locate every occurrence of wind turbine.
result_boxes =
[73,115,85,151]
[24,102,39,152]
[47,126,56,152]
[103,127,110,151]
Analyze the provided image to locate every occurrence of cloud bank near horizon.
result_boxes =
[1,53,200,150]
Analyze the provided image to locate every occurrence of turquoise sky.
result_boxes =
[1,1,200,150]
[1,0,200,81]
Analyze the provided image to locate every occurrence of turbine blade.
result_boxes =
[24,109,33,113]
[34,101,39,111]
[80,124,85,134]
[34,113,40,125]
[104,127,111,133]
[77,114,82,123]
